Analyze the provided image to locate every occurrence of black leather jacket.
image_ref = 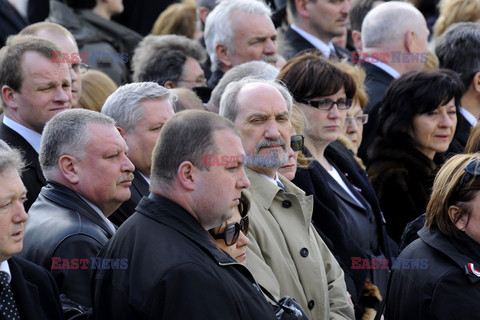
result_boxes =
[20,181,115,308]
[92,193,277,320]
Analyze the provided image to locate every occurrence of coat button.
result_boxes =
[282,200,292,208]
[300,248,309,257]
[308,300,315,309]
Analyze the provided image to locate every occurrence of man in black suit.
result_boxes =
[279,0,352,60]
[0,140,63,320]
[20,109,135,308]
[436,23,480,157]
[356,2,429,164]
[102,82,175,226]
[0,0,28,48]
[0,35,73,211]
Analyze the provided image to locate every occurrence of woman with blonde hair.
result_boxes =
[77,70,118,112]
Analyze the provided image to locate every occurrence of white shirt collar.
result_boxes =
[3,116,42,153]
[0,260,11,284]
[290,24,333,58]
[364,58,401,79]
[259,172,283,186]
[459,106,478,127]
[78,195,116,234]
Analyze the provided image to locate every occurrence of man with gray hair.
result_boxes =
[204,0,278,89]
[0,140,64,320]
[92,110,277,319]
[102,82,175,225]
[20,109,135,308]
[132,34,207,90]
[220,78,355,319]
[436,22,480,156]
[357,1,430,163]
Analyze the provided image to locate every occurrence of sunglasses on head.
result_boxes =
[291,134,304,152]
[211,215,249,246]
[451,159,480,201]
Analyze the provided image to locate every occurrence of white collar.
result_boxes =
[364,58,401,79]
[459,106,478,127]
[290,24,334,58]
[3,116,42,153]
[78,195,116,234]
[0,260,11,284]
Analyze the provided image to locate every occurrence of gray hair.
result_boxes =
[209,61,279,112]
[219,78,292,122]
[0,140,25,176]
[102,82,176,133]
[362,1,423,48]
[151,110,239,186]
[40,109,115,178]
[204,0,272,72]
[132,34,206,85]
[436,22,480,88]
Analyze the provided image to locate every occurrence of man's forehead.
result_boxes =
[236,83,288,113]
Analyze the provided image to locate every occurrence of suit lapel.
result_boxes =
[8,258,38,320]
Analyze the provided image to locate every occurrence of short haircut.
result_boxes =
[40,109,115,178]
[132,34,206,85]
[204,0,272,72]
[362,1,422,48]
[209,60,279,112]
[173,88,206,112]
[19,21,76,44]
[349,0,385,32]
[377,69,465,147]
[101,82,176,133]
[151,110,239,185]
[426,153,480,237]
[0,140,25,176]
[219,78,293,123]
[433,0,480,38]
[0,35,62,98]
[435,22,480,89]
[277,52,356,103]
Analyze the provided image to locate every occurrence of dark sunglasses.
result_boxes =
[291,134,304,152]
[211,215,249,246]
[452,159,480,200]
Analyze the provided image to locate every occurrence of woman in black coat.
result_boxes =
[278,52,396,318]
[367,69,464,243]
[386,153,480,319]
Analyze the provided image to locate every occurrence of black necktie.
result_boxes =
[0,271,20,320]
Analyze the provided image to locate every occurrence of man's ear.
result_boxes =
[177,161,196,191]
[295,0,310,18]
[163,80,176,89]
[471,72,480,95]
[351,30,362,51]
[1,85,19,111]
[215,43,232,69]
[58,155,80,184]
[198,7,210,25]
[404,30,415,53]
[116,126,127,137]
[448,205,467,231]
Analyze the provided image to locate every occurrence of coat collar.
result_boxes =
[419,227,480,283]
[135,193,238,265]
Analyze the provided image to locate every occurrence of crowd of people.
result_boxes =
[1,0,480,319]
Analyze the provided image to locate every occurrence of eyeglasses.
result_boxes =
[452,159,480,199]
[299,98,352,110]
[71,63,90,75]
[291,134,304,152]
[345,114,369,127]
[211,215,249,246]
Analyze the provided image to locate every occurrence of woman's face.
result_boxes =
[212,208,249,265]
[453,191,480,245]
[299,88,348,147]
[342,103,364,155]
[411,98,457,160]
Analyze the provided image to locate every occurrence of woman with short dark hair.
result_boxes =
[367,69,464,244]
